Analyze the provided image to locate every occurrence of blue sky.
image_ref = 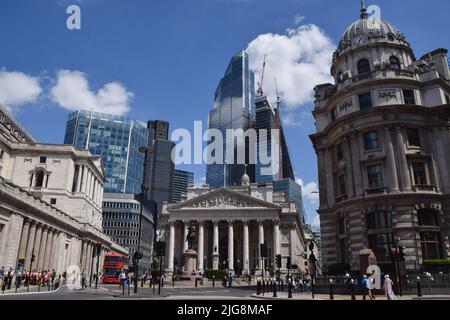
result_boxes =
[1,0,449,227]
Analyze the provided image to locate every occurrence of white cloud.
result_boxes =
[296,177,319,202]
[246,24,335,111]
[0,69,42,107]
[50,70,133,115]
[294,14,305,25]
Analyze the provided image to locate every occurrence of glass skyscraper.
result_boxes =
[172,169,195,203]
[206,50,255,188]
[64,110,148,194]
[254,95,295,183]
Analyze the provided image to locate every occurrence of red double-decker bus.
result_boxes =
[102,253,129,284]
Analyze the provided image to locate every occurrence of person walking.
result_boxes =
[119,270,127,289]
[81,269,87,290]
[362,275,373,300]
[383,275,396,300]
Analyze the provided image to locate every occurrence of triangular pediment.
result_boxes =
[168,188,281,210]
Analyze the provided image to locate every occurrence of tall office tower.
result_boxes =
[64,110,148,194]
[254,95,295,183]
[172,169,195,203]
[143,120,175,212]
[206,50,255,188]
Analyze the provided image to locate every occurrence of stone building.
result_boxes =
[310,4,450,272]
[160,177,306,276]
[0,105,126,275]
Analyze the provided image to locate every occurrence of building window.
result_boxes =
[368,233,394,262]
[0,149,4,160]
[367,164,385,189]
[357,59,371,75]
[364,131,380,150]
[367,211,392,230]
[336,143,344,161]
[403,89,416,105]
[338,216,346,235]
[406,128,421,147]
[339,238,348,263]
[50,198,57,205]
[445,94,450,104]
[359,92,373,110]
[338,173,346,196]
[420,232,443,260]
[35,171,45,188]
[40,156,47,164]
[418,209,439,227]
[389,56,401,70]
[412,162,428,185]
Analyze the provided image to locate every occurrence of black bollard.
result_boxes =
[141,277,144,288]
[281,280,284,292]
[122,281,125,296]
[288,279,292,299]
[417,277,423,297]
[212,275,215,287]
[195,278,198,288]
[351,280,356,300]
[256,279,261,295]
[330,280,334,300]
[273,279,277,298]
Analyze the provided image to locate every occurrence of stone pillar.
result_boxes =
[228,221,234,272]
[433,126,450,192]
[81,241,88,270]
[243,221,250,275]
[212,221,219,270]
[37,226,49,271]
[351,133,364,196]
[273,221,280,258]
[76,165,82,193]
[25,222,37,270]
[49,231,60,271]
[81,166,86,193]
[17,219,31,261]
[168,222,175,272]
[86,243,93,276]
[343,136,355,198]
[258,221,264,271]
[385,127,400,192]
[183,221,189,252]
[395,126,412,191]
[198,222,204,273]
[43,228,54,271]
[34,225,44,270]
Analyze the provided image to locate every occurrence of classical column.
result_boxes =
[183,221,189,252]
[343,136,355,198]
[37,226,48,271]
[243,221,250,275]
[81,240,88,270]
[385,127,400,192]
[81,166,86,193]
[25,221,37,270]
[395,126,412,191]
[76,165,83,193]
[43,228,54,271]
[228,221,234,272]
[273,221,280,258]
[49,230,59,271]
[198,222,204,273]
[33,225,44,270]
[212,221,219,270]
[168,222,175,272]
[351,133,363,196]
[17,219,31,261]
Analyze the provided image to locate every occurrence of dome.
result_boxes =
[336,3,409,54]
[241,173,250,186]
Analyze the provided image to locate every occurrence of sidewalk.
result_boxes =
[1,284,58,295]
[251,292,389,300]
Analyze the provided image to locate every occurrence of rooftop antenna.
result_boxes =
[360,0,368,19]
[257,54,267,97]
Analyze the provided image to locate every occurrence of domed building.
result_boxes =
[310,3,450,273]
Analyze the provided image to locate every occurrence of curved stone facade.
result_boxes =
[310,4,450,272]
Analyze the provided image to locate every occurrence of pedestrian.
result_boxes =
[0,266,4,282]
[62,271,67,285]
[119,270,126,289]
[15,270,22,288]
[362,275,373,300]
[7,268,14,289]
[81,269,87,290]
[383,275,396,300]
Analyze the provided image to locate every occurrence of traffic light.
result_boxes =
[286,256,291,269]
[275,254,282,269]
[260,243,268,258]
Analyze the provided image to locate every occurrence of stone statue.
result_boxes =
[186,224,197,251]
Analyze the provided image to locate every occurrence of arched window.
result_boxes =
[357,59,371,75]
[389,56,401,70]
[35,171,45,188]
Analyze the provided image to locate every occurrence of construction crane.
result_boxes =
[274,77,283,180]
[257,54,267,97]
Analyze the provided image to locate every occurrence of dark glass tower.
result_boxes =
[206,50,255,188]
[64,110,148,194]
[172,169,195,203]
